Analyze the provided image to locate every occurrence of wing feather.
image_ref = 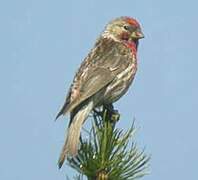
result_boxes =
[56,38,131,119]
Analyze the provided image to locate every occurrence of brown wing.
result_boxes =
[56,37,131,119]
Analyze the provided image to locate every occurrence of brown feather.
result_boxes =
[56,37,133,118]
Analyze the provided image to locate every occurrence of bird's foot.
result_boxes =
[110,110,120,122]
[104,104,120,123]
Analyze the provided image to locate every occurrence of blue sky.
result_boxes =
[0,0,198,179]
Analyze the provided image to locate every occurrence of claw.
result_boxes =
[104,104,120,123]
[111,111,120,122]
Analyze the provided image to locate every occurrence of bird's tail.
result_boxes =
[58,101,94,168]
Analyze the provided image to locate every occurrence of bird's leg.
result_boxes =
[104,104,120,123]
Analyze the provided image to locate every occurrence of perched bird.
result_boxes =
[56,16,144,168]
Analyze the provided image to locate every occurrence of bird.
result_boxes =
[56,16,144,168]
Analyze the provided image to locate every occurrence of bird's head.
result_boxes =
[102,17,144,47]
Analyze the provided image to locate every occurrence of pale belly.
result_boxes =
[103,62,137,104]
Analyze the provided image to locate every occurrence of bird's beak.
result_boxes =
[131,30,144,39]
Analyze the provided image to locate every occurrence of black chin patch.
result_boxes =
[134,40,139,48]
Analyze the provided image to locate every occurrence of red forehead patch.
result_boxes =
[124,17,140,27]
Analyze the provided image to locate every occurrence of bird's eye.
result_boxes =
[123,25,130,31]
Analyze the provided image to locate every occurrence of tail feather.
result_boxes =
[55,101,69,120]
[58,101,94,168]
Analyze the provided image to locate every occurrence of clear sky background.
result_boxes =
[0,0,198,179]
